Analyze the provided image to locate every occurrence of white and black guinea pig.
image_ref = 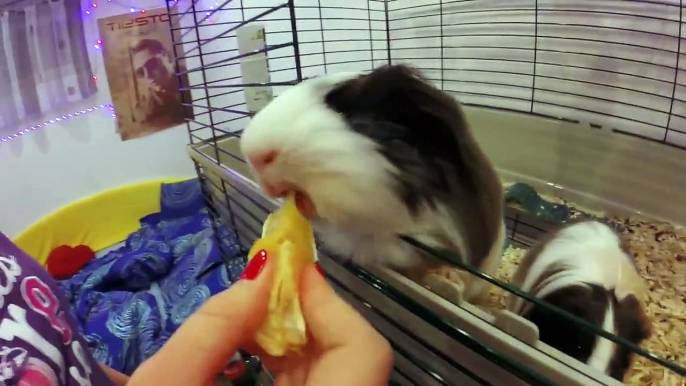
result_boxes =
[240,64,505,303]
[507,220,652,381]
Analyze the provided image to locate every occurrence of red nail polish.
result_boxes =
[241,250,268,280]
[223,360,247,380]
[315,262,325,277]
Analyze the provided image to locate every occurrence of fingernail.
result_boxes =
[241,250,268,280]
[314,262,325,278]
[223,361,247,380]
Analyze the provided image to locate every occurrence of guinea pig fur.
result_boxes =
[240,64,505,302]
[507,220,652,381]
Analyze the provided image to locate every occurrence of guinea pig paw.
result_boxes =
[422,273,465,306]
[428,266,465,283]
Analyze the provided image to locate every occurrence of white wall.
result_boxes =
[0,0,196,238]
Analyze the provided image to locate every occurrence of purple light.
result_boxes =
[0,104,114,143]
[86,10,91,14]
[130,8,135,12]
[94,44,100,49]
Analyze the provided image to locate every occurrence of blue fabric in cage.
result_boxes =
[58,179,246,376]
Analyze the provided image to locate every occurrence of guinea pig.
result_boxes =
[239,64,505,303]
[506,220,652,381]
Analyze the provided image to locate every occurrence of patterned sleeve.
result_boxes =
[0,232,116,386]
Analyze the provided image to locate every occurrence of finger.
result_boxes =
[300,264,385,350]
[129,255,274,386]
[299,264,393,386]
[99,364,129,386]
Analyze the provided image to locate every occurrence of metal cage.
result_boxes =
[165,1,686,385]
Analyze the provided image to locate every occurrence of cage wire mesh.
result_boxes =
[166,0,686,385]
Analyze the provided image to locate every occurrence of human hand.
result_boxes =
[244,260,394,386]
[127,252,393,386]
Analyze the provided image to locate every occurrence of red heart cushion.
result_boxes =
[46,244,95,280]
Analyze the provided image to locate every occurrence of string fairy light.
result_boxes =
[207,1,220,17]
[85,0,153,15]
[0,105,114,143]
[87,0,216,21]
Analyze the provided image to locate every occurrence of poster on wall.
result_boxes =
[97,8,193,141]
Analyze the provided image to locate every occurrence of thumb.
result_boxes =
[128,252,274,386]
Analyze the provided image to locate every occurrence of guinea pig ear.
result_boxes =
[322,64,472,175]
[607,294,652,382]
[616,294,653,341]
[323,64,465,131]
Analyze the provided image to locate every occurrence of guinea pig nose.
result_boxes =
[250,149,279,172]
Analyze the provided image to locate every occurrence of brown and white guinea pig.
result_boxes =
[507,220,652,381]
[239,64,505,303]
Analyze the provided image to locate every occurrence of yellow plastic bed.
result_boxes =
[13,178,188,265]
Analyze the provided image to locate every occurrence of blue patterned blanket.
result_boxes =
[58,179,246,375]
